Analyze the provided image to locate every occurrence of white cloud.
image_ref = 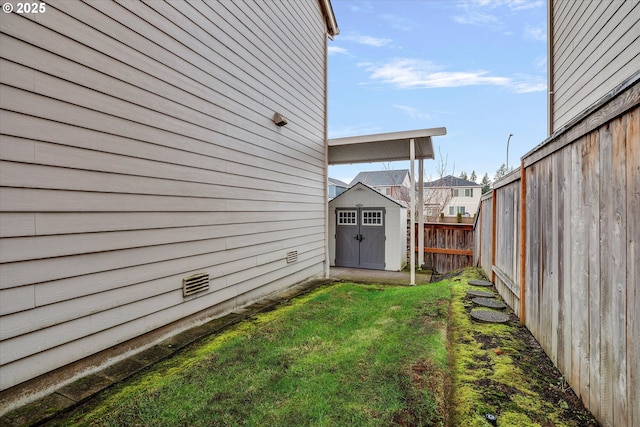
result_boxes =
[362,58,546,93]
[381,14,413,32]
[328,46,349,56]
[344,34,392,47]
[465,0,544,11]
[453,0,544,29]
[524,24,547,41]
[393,105,431,121]
[533,55,547,71]
[328,123,384,139]
[453,10,501,28]
[509,74,547,93]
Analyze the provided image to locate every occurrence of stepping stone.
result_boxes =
[472,297,507,309]
[468,279,494,287]
[466,289,496,298]
[471,309,509,323]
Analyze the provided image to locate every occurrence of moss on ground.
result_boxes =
[446,267,597,427]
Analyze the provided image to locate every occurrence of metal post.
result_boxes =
[418,159,424,269]
[506,133,513,170]
[410,138,416,285]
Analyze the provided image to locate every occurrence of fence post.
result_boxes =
[519,160,527,326]
[491,190,497,283]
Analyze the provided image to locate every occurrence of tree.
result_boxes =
[494,163,508,184]
[420,148,455,222]
[481,173,491,194]
[469,170,477,183]
[459,171,468,180]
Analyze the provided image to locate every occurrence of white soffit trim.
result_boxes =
[327,127,447,165]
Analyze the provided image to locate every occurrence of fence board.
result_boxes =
[474,95,638,426]
[625,107,639,427]
[610,115,628,425]
[416,223,473,274]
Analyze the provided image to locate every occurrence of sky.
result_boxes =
[327,0,548,185]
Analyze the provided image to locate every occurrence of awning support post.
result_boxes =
[418,158,424,269]
[410,138,416,285]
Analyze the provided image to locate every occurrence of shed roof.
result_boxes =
[328,128,446,165]
[329,182,406,208]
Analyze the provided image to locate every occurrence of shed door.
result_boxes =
[335,208,385,270]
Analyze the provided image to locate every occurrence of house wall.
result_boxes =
[0,0,329,398]
[550,0,639,132]
[475,76,639,427]
[423,186,481,217]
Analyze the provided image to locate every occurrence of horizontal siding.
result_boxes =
[552,0,640,131]
[0,259,324,390]
[0,210,323,237]
[0,0,329,391]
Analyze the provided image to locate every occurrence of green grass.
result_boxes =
[51,282,451,427]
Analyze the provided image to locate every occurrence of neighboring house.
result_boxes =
[0,0,338,410]
[548,0,639,134]
[328,177,348,200]
[423,175,481,218]
[349,169,411,201]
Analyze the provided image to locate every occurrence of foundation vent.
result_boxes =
[183,272,209,297]
[286,251,298,264]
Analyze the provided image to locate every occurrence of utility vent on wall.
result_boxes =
[286,251,298,263]
[183,272,210,297]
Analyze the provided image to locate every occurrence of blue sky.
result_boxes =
[327,0,548,185]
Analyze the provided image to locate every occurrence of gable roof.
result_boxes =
[329,182,406,208]
[423,175,481,188]
[328,177,348,187]
[349,169,410,187]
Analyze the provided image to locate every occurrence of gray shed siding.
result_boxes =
[0,0,329,392]
[550,0,640,132]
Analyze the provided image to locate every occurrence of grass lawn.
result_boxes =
[50,280,451,427]
[43,267,597,426]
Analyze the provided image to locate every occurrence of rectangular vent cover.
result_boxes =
[286,251,298,263]
[183,272,209,297]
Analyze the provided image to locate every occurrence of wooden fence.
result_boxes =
[413,223,474,274]
[474,75,639,427]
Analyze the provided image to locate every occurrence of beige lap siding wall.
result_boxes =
[0,0,334,399]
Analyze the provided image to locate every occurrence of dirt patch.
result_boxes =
[394,359,448,427]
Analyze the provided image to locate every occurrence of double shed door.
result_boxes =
[335,207,385,270]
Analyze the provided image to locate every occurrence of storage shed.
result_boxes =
[329,182,407,271]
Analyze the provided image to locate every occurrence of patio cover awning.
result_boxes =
[326,127,447,285]
[327,127,446,165]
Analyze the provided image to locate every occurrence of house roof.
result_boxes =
[423,175,481,188]
[329,182,406,208]
[327,127,447,165]
[328,177,348,187]
[319,0,339,38]
[348,169,409,187]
